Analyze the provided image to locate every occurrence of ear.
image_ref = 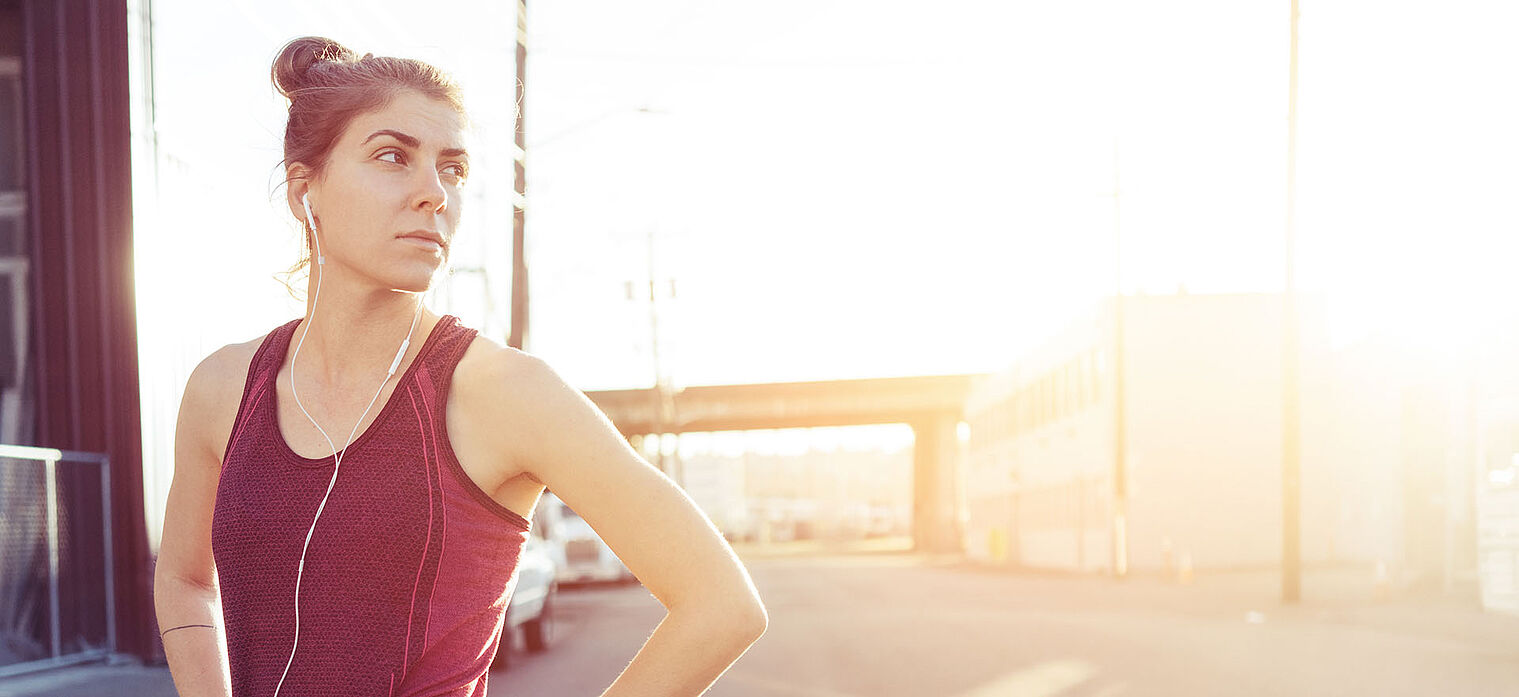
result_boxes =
[286,163,316,227]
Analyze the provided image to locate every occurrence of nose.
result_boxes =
[412,167,449,214]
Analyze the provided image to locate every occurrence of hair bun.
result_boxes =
[271,36,361,98]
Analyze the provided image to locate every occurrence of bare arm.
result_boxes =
[154,347,235,697]
[479,350,767,696]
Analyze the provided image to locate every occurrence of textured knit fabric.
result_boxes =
[212,314,531,697]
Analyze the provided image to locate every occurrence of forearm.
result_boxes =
[598,608,766,697]
[154,574,232,697]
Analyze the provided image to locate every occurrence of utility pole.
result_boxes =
[625,225,680,485]
[648,222,671,481]
[1282,0,1303,604]
[1111,136,1128,579]
[509,0,530,351]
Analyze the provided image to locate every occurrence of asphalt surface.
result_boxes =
[5,540,1519,696]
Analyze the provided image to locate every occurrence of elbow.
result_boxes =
[724,591,768,640]
[716,611,766,650]
[153,565,218,600]
[684,598,766,642]
[739,602,768,640]
[733,583,769,638]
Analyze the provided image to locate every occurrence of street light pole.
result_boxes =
[625,230,680,485]
[1282,0,1303,604]
[633,109,678,485]
[648,223,669,478]
[1112,136,1128,579]
[625,226,679,484]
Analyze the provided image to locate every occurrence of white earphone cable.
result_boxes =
[273,193,424,697]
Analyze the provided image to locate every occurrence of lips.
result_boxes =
[399,230,446,249]
[401,237,443,253]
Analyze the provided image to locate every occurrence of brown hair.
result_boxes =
[269,36,469,299]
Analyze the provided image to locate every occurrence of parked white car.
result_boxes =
[493,508,558,670]
[537,491,637,586]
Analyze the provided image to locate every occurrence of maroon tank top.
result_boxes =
[211,314,531,697]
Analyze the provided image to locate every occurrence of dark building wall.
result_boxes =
[17,0,151,660]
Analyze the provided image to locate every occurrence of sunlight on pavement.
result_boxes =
[720,671,863,697]
[951,658,1099,697]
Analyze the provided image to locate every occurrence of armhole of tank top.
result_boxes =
[432,328,532,531]
[219,326,282,467]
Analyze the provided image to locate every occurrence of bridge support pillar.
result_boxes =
[912,414,964,555]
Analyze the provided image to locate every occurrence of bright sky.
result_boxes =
[138,0,1519,392]
[522,0,1519,393]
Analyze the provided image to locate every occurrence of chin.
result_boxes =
[391,271,438,294]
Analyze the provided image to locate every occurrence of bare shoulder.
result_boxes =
[452,334,583,485]
[182,332,267,464]
[454,332,536,380]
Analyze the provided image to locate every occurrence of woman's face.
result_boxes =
[292,89,470,292]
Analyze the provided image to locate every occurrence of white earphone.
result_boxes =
[273,192,425,697]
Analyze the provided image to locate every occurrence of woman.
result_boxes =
[153,36,767,697]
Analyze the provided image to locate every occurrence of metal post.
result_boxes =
[44,455,60,658]
[1077,474,1086,570]
[648,232,666,475]
[1112,136,1128,579]
[1282,0,1303,604]
[102,456,116,654]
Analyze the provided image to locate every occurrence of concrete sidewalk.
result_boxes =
[0,658,175,697]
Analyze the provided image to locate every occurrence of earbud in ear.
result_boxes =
[301,192,316,231]
[301,192,325,266]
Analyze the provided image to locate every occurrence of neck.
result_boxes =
[293,276,437,388]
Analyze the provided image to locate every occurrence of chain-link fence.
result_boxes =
[0,444,115,677]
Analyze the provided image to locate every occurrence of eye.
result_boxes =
[444,163,469,182]
[378,149,406,165]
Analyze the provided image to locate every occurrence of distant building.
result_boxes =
[964,289,1502,600]
[1474,322,1519,615]
[681,437,914,542]
[964,291,1354,575]
[1323,329,1479,593]
[673,449,749,538]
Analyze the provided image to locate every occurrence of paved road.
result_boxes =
[6,547,1519,696]
[493,550,1519,697]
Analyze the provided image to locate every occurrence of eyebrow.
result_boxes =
[362,129,469,158]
